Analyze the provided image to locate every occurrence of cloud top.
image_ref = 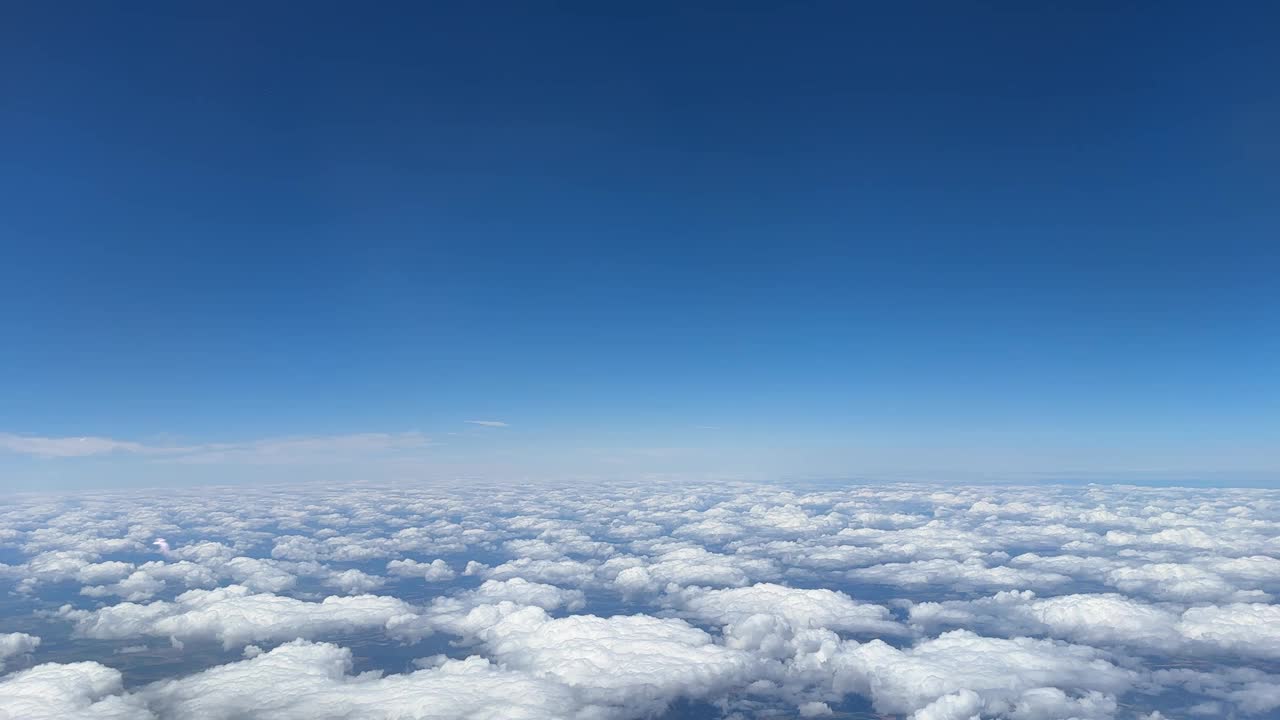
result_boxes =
[0,479,1276,718]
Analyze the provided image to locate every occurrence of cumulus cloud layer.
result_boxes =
[0,480,1276,719]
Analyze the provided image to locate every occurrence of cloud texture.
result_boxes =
[0,480,1276,718]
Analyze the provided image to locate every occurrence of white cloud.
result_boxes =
[0,433,159,458]
[386,558,456,582]
[832,630,1136,718]
[909,591,1185,651]
[76,561,135,585]
[323,568,385,595]
[848,558,1071,592]
[482,557,599,587]
[1104,562,1269,603]
[165,433,433,465]
[464,420,509,428]
[137,640,582,720]
[385,578,588,643]
[0,431,431,464]
[462,578,585,612]
[797,700,832,717]
[477,606,762,715]
[670,583,906,637]
[81,570,166,602]
[613,545,780,592]
[61,585,417,650]
[0,633,40,672]
[1177,603,1280,658]
[910,591,1280,662]
[0,660,142,720]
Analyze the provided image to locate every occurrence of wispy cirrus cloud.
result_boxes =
[0,431,431,464]
[0,433,178,458]
[464,420,509,428]
[170,432,432,465]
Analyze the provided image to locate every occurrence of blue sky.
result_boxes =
[1,2,1276,487]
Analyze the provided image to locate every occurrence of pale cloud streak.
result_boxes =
[0,431,431,464]
[464,420,509,427]
[0,433,172,458]
[171,432,432,465]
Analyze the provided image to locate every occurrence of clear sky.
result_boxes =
[2,2,1276,488]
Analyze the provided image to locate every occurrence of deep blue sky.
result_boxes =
[2,2,1277,486]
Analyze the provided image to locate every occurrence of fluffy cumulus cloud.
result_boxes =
[479,606,760,714]
[0,660,144,720]
[0,480,1276,718]
[386,558,456,582]
[833,630,1136,717]
[0,633,40,672]
[138,640,583,720]
[669,583,905,636]
[60,585,416,650]
[1176,603,1280,657]
[910,591,1187,651]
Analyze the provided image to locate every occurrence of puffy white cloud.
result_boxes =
[0,633,40,671]
[386,558,455,582]
[15,550,100,593]
[911,591,1280,662]
[911,689,983,720]
[606,546,780,593]
[219,557,298,593]
[476,606,762,715]
[505,531,615,560]
[1105,563,1269,603]
[481,555,603,588]
[61,585,417,650]
[138,640,584,720]
[270,536,320,562]
[80,571,166,602]
[797,700,833,717]
[0,660,145,720]
[832,630,1136,718]
[848,558,1071,591]
[1177,603,1280,658]
[1007,687,1118,720]
[463,578,586,611]
[323,569,385,595]
[611,565,654,595]
[670,583,905,636]
[73,560,219,601]
[910,591,1185,651]
[386,579,590,643]
[76,562,135,585]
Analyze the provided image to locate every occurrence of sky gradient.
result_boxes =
[2,2,1277,488]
